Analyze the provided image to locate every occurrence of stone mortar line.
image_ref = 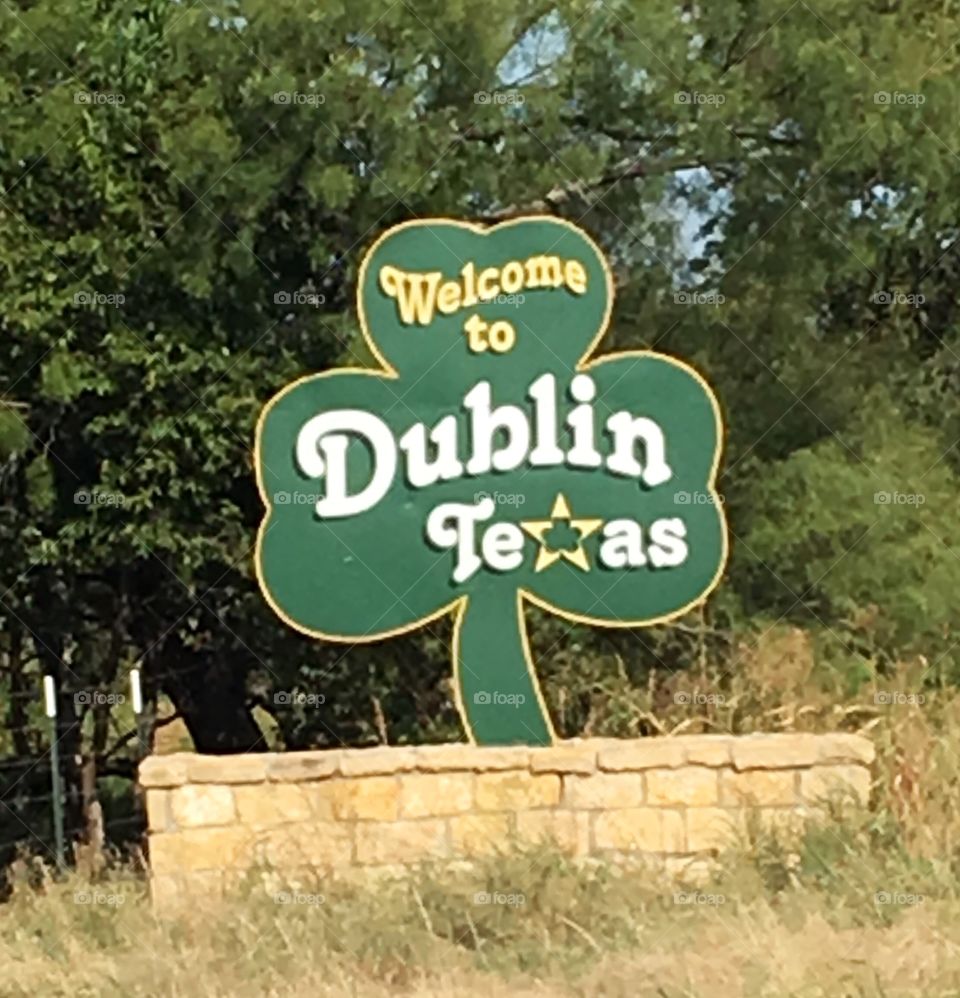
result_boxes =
[140,735,875,907]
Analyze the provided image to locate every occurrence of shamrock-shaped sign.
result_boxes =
[255,217,727,745]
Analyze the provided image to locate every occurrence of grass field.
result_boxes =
[5,643,960,997]
[3,798,959,997]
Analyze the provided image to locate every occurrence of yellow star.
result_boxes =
[520,493,604,572]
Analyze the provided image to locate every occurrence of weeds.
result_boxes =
[3,802,959,997]
[5,635,960,996]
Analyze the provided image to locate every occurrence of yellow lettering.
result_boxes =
[464,313,488,352]
[478,267,500,301]
[564,259,588,294]
[382,253,591,328]
[488,320,516,352]
[461,262,478,307]
[379,264,402,298]
[500,260,524,294]
[437,280,462,315]
[524,255,563,288]
[380,267,442,325]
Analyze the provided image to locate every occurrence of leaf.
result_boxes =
[41,350,88,402]
[25,454,55,511]
[304,163,357,210]
[0,408,30,456]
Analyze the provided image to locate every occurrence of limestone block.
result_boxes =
[593,807,682,852]
[355,819,447,864]
[800,765,871,805]
[149,827,254,873]
[475,772,560,811]
[449,814,511,857]
[563,772,645,809]
[234,783,312,827]
[189,755,268,784]
[146,790,171,833]
[139,754,190,788]
[598,740,687,771]
[414,745,530,772]
[400,773,474,817]
[731,734,821,770]
[720,769,797,807]
[253,822,353,869]
[515,810,591,855]
[268,752,341,782]
[686,808,746,852]
[171,784,236,828]
[340,747,416,776]
[528,743,598,774]
[646,767,718,807]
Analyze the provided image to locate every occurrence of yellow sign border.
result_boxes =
[253,215,729,745]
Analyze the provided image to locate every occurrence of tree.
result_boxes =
[3,0,960,860]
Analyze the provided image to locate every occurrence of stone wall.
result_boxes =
[140,733,874,906]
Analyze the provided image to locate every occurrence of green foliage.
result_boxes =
[2,0,960,779]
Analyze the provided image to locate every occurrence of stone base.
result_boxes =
[139,733,873,908]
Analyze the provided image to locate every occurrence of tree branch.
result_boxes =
[479,154,731,221]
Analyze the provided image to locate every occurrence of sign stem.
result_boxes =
[454,588,552,745]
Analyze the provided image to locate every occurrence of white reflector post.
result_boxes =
[130,668,143,715]
[43,675,57,718]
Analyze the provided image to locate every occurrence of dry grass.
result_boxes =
[3,797,960,998]
[5,632,960,997]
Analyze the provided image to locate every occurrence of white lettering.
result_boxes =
[527,372,565,465]
[566,374,602,467]
[296,410,397,518]
[425,499,495,583]
[648,517,688,567]
[464,381,530,475]
[605,410,672,486]
[481,522,525,572]
[598,519,646,568]
[398,414,463,487]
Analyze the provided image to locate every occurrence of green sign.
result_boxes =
[255,217,727,746]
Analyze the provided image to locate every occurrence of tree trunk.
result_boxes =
[75,755,105,877]
[155,637,265,754]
